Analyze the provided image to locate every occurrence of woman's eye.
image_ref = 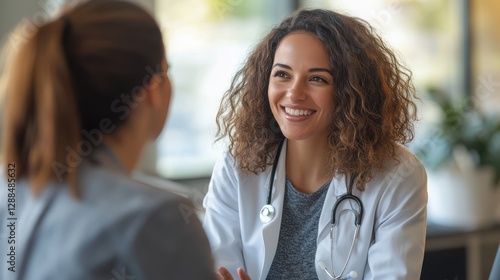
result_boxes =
[311,76,327,83]
[273,71,288,78]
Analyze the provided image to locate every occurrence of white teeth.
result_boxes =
[285,107,313,116]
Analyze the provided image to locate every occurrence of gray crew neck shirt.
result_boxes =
[266,177,330,280]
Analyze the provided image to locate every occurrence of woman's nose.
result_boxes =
[286,79,307,101]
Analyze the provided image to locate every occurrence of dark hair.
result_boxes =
[1,0,165,196]
[216,9,418,191]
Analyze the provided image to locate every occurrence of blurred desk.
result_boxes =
[422,222,500,280]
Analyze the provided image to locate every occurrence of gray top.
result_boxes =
[0,145,216,280]
[266,178,330,280]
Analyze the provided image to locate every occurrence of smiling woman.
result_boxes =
[203,8,427,280]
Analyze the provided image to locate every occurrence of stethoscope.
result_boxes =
[259,141,364,280]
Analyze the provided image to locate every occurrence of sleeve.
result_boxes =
[202,152,245,276]
[365,154,428,280]
[126,197,217,280]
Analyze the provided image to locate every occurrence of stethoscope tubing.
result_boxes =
[266,140,284,205]
[331,189,363,226]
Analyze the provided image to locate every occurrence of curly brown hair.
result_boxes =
[216,9,418,191]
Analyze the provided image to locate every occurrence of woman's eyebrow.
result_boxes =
[272,63,292,69]
[272,63,333,76]
[309,68,333,76]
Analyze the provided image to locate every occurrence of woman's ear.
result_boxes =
[143,74,164,109]
[140,67,171,139]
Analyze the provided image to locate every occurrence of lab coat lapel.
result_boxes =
[259,141,287,280]
[317,175,348,240]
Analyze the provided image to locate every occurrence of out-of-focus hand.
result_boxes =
[217,266,251,280]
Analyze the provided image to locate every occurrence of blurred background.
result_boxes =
[1,0,499,279]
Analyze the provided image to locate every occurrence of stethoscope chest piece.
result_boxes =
[260,204,275,223]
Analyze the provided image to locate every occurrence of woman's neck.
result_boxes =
[103,136,144,174]
[285,138,332,194]
[102,122,149,174]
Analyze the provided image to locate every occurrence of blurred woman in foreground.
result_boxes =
[0,1,215,279]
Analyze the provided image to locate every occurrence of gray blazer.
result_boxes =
[0,145,215,280]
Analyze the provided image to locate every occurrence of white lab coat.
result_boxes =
[203,141,427,280]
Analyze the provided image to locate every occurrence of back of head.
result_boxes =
[1,0,165,196]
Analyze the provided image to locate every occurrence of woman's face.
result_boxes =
[268,31,334,142]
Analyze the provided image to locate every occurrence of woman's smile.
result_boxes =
[282,105,316,120]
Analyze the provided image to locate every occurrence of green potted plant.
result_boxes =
[414,88,500,229]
